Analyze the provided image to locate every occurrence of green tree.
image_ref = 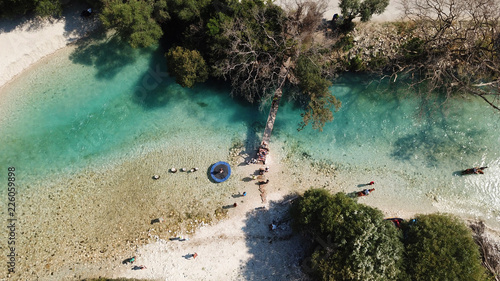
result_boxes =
[404,214,490,281]
[212,0,340,135]
[166,46,208,88]
[166,0,211,22]
[34,0,62,17]
[339,0,389,24]
[100,0,164,48]
[0,0,62,18]
[295,55,341,131]
[291,190,404,280]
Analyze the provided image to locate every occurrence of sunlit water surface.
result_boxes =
[1,36,499,232]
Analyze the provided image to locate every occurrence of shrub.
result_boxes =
[166,46,208,88]
[349,55,365,71]
[401,37,425,61]
[404,214,490,281]
[335,35,355,52]
[291,190,404,280]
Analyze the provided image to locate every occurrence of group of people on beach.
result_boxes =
[257,141,269,164]
[122,256,147,270]
[358,181,375,197]
[247,141,270,164]
[152,167,199,179]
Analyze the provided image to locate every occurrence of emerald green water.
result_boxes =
[1,35,499,228]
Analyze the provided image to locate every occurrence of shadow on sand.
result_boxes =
[0,1,98,35]
[239,194,311,280]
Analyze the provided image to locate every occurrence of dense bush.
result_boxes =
[404,214,490,281]
[166,46,208,88]
[292,190,491,281]
[291,189,404,280]
[401,37,425,62]
[0,0,62,18]
[100,0,163,48]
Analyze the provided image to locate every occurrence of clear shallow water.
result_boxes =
[0,36,499,228]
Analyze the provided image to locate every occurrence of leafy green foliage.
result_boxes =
[401,37,425,61]
[206,12,231,37]
[349,55,365,71]
[166,0,211,22]
[0,0,62,18]
[336,35,355,52]
[339,0,389,23]
[291,190,404,280]
[100,0,163,48]
[404,214,489,281]
[295,56,341,132]
[166,46,208,88]
[34,0,62,17]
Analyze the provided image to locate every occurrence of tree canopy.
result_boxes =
[339,0,390,23]
[0,0,62,18]
[291,190,491,281]
[100,0,164,48]
[166,46,208,88]
[296,55,341,131]
[396,0,500,110]
[404,214,489,281]
[291,189,404,280]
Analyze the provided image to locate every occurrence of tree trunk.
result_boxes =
[262,88,283,143]
[262,60,290,143]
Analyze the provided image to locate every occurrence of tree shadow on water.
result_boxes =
[240,195,311,281]
[69,33,146,80]
[130,52,179,109]
[390,121,487,167]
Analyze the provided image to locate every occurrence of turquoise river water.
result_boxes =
[1,36,499,245]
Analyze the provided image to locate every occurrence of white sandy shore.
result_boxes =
[119,193,309,281]
[114,156,499,281]
[111,157,313,281]
[109,150,425,281]
[0,2,99,89]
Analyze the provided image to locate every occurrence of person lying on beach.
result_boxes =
[357,188,375,197]
[122,256,135,264]
[259,179,270,185]
[246,158,258,165]
[132,265,146,270]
